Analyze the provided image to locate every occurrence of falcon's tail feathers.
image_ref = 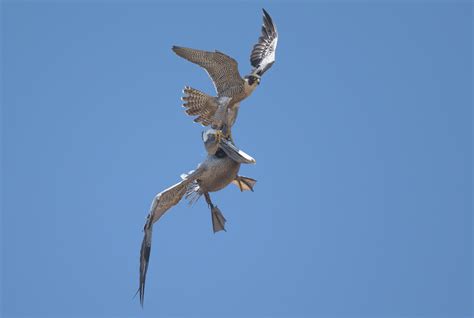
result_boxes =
[181,86,218,127]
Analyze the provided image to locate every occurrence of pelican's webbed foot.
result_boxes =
[204,192,227,233]
[232,176,257,192]
[211,206,226,233]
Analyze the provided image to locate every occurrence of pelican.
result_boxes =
[137,130,256,306]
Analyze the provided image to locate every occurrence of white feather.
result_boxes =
[202,129,217,142]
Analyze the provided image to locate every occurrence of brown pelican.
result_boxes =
[137,130,256,306]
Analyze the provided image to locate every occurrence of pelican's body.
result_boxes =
[198,153,240,192]
[137,8,277,308]
[137,130,256,306]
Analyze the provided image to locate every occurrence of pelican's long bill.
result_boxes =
[219,138,256,164]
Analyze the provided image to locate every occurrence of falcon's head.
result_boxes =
[244,74,261,86]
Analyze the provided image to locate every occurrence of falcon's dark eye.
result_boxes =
[247,76,258,85]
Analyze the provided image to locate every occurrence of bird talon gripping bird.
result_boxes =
[137,129,256,306]
[214,129,225,145]
[138,8,278,308]
[174,8,278,134]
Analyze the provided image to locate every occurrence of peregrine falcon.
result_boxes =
[173,9,278,138]
[137,130,256,306]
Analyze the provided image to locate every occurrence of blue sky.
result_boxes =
[2,1,472,318]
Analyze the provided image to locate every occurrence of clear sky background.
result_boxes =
[1,1,472,318]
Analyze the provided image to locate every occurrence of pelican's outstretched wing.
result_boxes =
[137,167,205,307]
[250,9,278,76]
[172,46,244,96]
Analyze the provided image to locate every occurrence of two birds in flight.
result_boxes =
[137,9,279,307]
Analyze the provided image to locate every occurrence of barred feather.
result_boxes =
[250,9,278,76]
[172,46,244,96]
[181,86,218,127]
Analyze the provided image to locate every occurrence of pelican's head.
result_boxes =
[202,129,220,155]
[202,129,217,143]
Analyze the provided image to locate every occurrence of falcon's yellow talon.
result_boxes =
[215,130,224,144]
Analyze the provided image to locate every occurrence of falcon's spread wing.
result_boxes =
[250,9,278,76]
[137,168,204,307]
[172,46,244,96]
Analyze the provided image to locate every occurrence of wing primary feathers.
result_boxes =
[137,168,205,307]
[250,8,278,76]
[137,214,153,307]
[262,8,275,32]
[171,46,243,95]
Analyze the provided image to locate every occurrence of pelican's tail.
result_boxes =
[184,180,201,205]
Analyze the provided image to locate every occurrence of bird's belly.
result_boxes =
[198,157,240,193]
[227,103,240,128]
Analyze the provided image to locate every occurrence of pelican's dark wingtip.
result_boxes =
[139,286,145,308]
[133,286,145,308]
[137,216,153,307]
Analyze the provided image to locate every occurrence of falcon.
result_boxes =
[173,8,278,139]
[137,130,257,306]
